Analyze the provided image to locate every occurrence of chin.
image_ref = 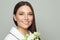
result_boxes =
[23,25,30,29]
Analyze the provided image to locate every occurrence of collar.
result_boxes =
[9,27,32,40]
[10,27,24,40]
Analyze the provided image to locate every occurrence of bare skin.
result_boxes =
[13,5,33,35]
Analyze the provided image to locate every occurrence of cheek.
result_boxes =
[29,16,33,22]
[16,16,23,21]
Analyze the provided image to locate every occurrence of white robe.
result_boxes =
[4,27,32,40]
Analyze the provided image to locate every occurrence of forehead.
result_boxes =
[17,5,32,12]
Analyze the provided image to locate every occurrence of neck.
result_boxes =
[17,26,29,36]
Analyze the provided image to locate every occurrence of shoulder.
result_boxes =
[4,34,17,40]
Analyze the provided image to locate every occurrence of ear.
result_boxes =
[13,15,17,21]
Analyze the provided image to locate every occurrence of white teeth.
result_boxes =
[23,21,29,25]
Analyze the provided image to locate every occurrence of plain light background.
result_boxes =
[0,0,60,40]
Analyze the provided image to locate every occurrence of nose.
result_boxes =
[24,14,28,20]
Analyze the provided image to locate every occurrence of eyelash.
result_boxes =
[19,13,33,15]
[28,14,33,15]
[19,14,23,15]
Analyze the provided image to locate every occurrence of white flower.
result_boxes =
[33,32,39,39]
[35,39,39,40]
[28,34,35,40]
[23,32,40,40]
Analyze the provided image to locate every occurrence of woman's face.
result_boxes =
[14,5,33,29]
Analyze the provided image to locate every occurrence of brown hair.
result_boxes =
[13,1,36,33]
[13,1,40,40]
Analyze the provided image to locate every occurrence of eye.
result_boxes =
[29,14,33,15]
[19,12,24,15]
[19,13,23,15]
[28,12,33,15]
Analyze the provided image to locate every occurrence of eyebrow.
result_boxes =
[19,11,32,13]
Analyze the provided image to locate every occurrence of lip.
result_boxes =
[23,21,29,25]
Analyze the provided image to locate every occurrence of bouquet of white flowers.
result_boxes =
[23,32,40,40]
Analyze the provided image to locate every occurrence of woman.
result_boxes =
[4,1,40,40]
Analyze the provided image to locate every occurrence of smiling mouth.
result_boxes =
[23,21,29,25]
